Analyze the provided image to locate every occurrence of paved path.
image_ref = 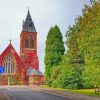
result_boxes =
[0,90,7,100]
[0,86,100,100]
[0,86,69,100]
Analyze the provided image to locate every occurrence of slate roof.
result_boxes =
[27,67,43,76]
[22,10,36,32]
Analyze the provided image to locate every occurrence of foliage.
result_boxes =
[66,2,100,88]
[9,75,17,85]
[45,52,82,89]
[44,25,65,85]
[65,24,85,89]
[45,1,100,89]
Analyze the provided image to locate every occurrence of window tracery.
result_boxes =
[3,54,16,74]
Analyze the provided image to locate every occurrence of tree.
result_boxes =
[66,2,100,88]
[45,1,100,89]
[77,2,100,88]
[90,0,100,4]
[65,25,84,89]
[44,25,65,85]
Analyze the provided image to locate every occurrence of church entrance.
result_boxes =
[2,54,17,85]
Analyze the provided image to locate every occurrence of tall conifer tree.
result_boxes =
[45,25,65,83]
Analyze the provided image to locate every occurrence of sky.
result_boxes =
[0,0,90,73]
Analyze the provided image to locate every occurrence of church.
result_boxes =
[0,10,44,85]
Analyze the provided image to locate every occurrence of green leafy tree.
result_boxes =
[45,1,100,89]
[65,25,85,89]
[55,54,84,89]
[45,25,65,85]
[66,2,100,88]
[76,2,100,88]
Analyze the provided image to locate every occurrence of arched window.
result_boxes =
[25,36,29,48]
[30,37,34,49]
[3,54,16,74]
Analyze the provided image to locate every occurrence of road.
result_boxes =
[0,86,70,100]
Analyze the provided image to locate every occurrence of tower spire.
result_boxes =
[22,9,36,32]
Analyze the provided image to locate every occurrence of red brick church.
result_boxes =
[0,10,44,85]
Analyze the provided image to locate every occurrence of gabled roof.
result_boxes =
[0,43,22,66]
[22,10,36,32]
[27,67,43,76]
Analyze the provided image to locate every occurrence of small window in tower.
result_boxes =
[30,37,34,49]
[29,22,32,28]
[29,24,31,27]
[25,36,29,48]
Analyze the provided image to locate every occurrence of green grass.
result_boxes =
[40,85,68,90]
[40,85,100,97]
[70,89,100,97]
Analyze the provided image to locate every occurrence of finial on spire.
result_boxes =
[28,7,29,11]
[9,39,12,44]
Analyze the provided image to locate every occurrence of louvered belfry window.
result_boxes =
[30,37,34,49]
[25,36,29,48]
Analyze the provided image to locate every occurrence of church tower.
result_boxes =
[20,10,39,70]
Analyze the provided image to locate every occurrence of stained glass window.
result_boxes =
[3,54,16,74]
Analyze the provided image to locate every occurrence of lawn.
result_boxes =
[40,85,100,97]
[40,85,67,90]
[70,89,100,97]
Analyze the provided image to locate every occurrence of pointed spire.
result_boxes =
[22,9,36,32]
[26,8,32,20]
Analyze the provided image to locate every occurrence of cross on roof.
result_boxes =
[9,39,12,44]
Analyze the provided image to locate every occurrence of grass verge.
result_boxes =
[70,89,100,97]
[40,85,100,97]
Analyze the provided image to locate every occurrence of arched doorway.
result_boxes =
[3,53,16,85]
